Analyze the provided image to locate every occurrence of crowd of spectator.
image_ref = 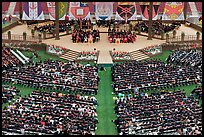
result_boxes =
[2,59,99,95]
[2,90,98,135]
[2,47,22,69]
[112,59,202,93]
[108,29,136,43]
[191,86,202,100]
[134,21,180,35]
[72,29,100,43]
[34,22,71,33]
[114,89,202,135]
[2,85,20,104]
[166,49,202,68]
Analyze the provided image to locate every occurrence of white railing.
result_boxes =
[10,49,26,64]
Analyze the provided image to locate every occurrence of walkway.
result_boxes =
[96,67,117,135]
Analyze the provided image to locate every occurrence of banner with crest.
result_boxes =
[69,2,91,20]
[115,2,137,21]
[140,2,160,20]
[95,2,113,20]
[162,2,184,20]
[47,2,68,20]
[22,2,44,20]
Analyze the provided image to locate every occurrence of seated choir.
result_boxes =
[72,29,100,43]
[108,30,136,43]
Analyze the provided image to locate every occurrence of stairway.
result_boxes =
[130,50,150,61]
[189,2,199,17]
[60,50,80,61]
[7,2,17,15]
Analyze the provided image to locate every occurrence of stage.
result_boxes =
[3,24,202,64]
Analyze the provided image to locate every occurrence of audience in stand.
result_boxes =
[2,85,20,104]
[108,30,136,43]
[72,29,100,43]
[112,59,202,93]
[191,86,202,100]
[166,49,202,68]
[2,59,99,95]
[114,90,202,135]
[2,47,22,69]
[34,22,71,33]
[134,21,180,35]
[2,90,98,135]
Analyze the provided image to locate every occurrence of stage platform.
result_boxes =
[3,24,202,64]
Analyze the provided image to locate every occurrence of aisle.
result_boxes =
[95,67,118,135]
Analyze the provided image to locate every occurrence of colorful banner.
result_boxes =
[47,2,68,20]
[69,2,91,20]
[22,2,44,20]
[95,2,113,20]
[162,2,184,20]
[140,4,160,20]
[115,2,137,21]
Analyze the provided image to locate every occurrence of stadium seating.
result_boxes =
[2,47,22,69]
[2,90,98,135]
[2,59,99,94]
[112,59,202,93]
[2,85,20,104]
[114,90,202,135]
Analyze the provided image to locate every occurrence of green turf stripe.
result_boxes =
[95,67,118,135]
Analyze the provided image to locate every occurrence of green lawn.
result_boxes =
[21,50,68,63]
[145,50,172,63]
[95,67,118,135]
[2,82,35,110]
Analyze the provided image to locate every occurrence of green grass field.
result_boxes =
[145,50,172,63]
[2,49,202,134]
[95,68,118,135]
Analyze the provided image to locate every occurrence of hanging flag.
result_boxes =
[115,2,137,21]
[140,3,160,20]
[69,2,91,20]
[22,2,44,20]
[47,2,55,20]
[95,2,113,20]
[162,2,184,20]
[47,2,68,20]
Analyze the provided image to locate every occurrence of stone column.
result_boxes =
[184,2,188,21]
[55,2,60,40]
[19,2,23,21]
[147,2,153,40]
